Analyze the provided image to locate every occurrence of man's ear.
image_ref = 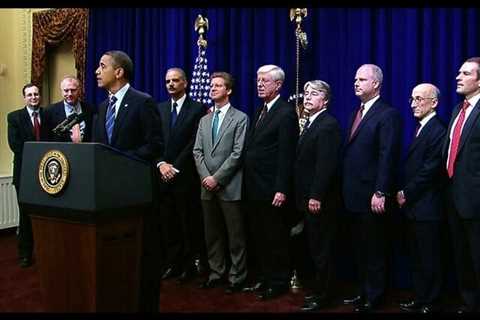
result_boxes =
[115,67,124,79]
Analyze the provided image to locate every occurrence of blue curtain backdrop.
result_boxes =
[85,7,480,290]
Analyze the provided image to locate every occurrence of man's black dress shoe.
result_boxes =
[242,281,265,293]
[225,281,246,294]
[343,295,362,305]
[456,305,474,314]
[354,300,381,313]
[256,286,288,301]
[420,305,437,313]
[19,257,32,268]
[161,266,181,280]
[304,293,319,302]
[198,278,223,289]
[301,299,330,312]
[176,268,196,284]
[399,300,422,312]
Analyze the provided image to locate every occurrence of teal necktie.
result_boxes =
[212,109,220,144]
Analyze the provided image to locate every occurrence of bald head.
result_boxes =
[413,83,440,99]
[410,83,440,120]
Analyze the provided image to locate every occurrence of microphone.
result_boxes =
[52,113,85,135]
[52,113,77,135]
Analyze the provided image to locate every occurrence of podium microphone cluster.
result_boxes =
[52,113,85,136]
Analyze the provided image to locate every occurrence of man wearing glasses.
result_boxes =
[397,83,446,313]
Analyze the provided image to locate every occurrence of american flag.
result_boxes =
[190,46,212,107]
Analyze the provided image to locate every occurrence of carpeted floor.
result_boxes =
[0,227,462,313]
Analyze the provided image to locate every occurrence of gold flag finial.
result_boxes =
[194,14,209,48]
[289,8,308,49]
[289,8,309,134]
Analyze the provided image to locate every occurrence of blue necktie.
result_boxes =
[105,95,117,144]
[212,109,220,144]
[170,102,178,128]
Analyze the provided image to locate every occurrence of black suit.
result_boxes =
[294,110,341,300]
[400,115,446,306]
[243,97,299,290]
[443,99,480,311]
[93,86,163,161]
[342,97,402,303]
[44,101,94,142]
[7,107,49,260]
[156,96,206,273]
[93,85,163,311]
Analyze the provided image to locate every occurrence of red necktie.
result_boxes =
[447,100,470,178]
[349,104,364,141]
[32,111,41,141]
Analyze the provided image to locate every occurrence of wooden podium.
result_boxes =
[18,142,161,312]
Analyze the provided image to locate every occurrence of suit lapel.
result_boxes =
[442,104,461,158]
[203,112,214,152]
[21,108,34,138]
[254,99,281,136]
[159,101,171,143]
[458,100,480,154]
[348,99,381,143]
[111,88,133,143]
[212,107,234,152]
[407,117,434,157]
[298,111,324,150]
[172,98,190,132]
[98,99,109,142]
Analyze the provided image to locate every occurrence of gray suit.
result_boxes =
[193,105,248,285]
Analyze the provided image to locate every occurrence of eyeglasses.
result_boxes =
[409,96,436,104]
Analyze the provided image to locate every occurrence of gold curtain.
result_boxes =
[31,8,89,98]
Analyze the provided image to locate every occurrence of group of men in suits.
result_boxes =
[7,76,95,269]
[7,50,480,313]
[341,59,480,314]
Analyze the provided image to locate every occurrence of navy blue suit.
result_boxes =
[342,97,402,303]
[44,101,94,142]
[93,86,163,162]
[294,110,341,299]
[400,115,446,306]
[156,97,206,274]
[443,99,480,312]
[93,85,163,312]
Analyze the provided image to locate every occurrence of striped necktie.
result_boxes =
[105,95,117,144]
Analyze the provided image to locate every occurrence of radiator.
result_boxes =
[0,176,19,229]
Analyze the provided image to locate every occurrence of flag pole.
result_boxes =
[190,14,212,108]
[289,8,309,134]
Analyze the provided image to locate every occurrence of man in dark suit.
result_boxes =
[243,64,299,300]
[7,83,49,268]
[93,50,163,312]
[44,76,94,143]
[443,57,480,314]
[156,67,206,283]
[193,72,249,293]
[396,83,446,313]
[294,80,341,311]
[342,64,402,312]
[93,50,163,161]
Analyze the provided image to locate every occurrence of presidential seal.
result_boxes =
[38,150,69,195]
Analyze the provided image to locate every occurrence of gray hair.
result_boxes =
[304,80,331,102]
[430,85,440,99]
[257,64,285,82]
[60,75,80,87]
[360,64,383,86]
[166,67,187,81]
